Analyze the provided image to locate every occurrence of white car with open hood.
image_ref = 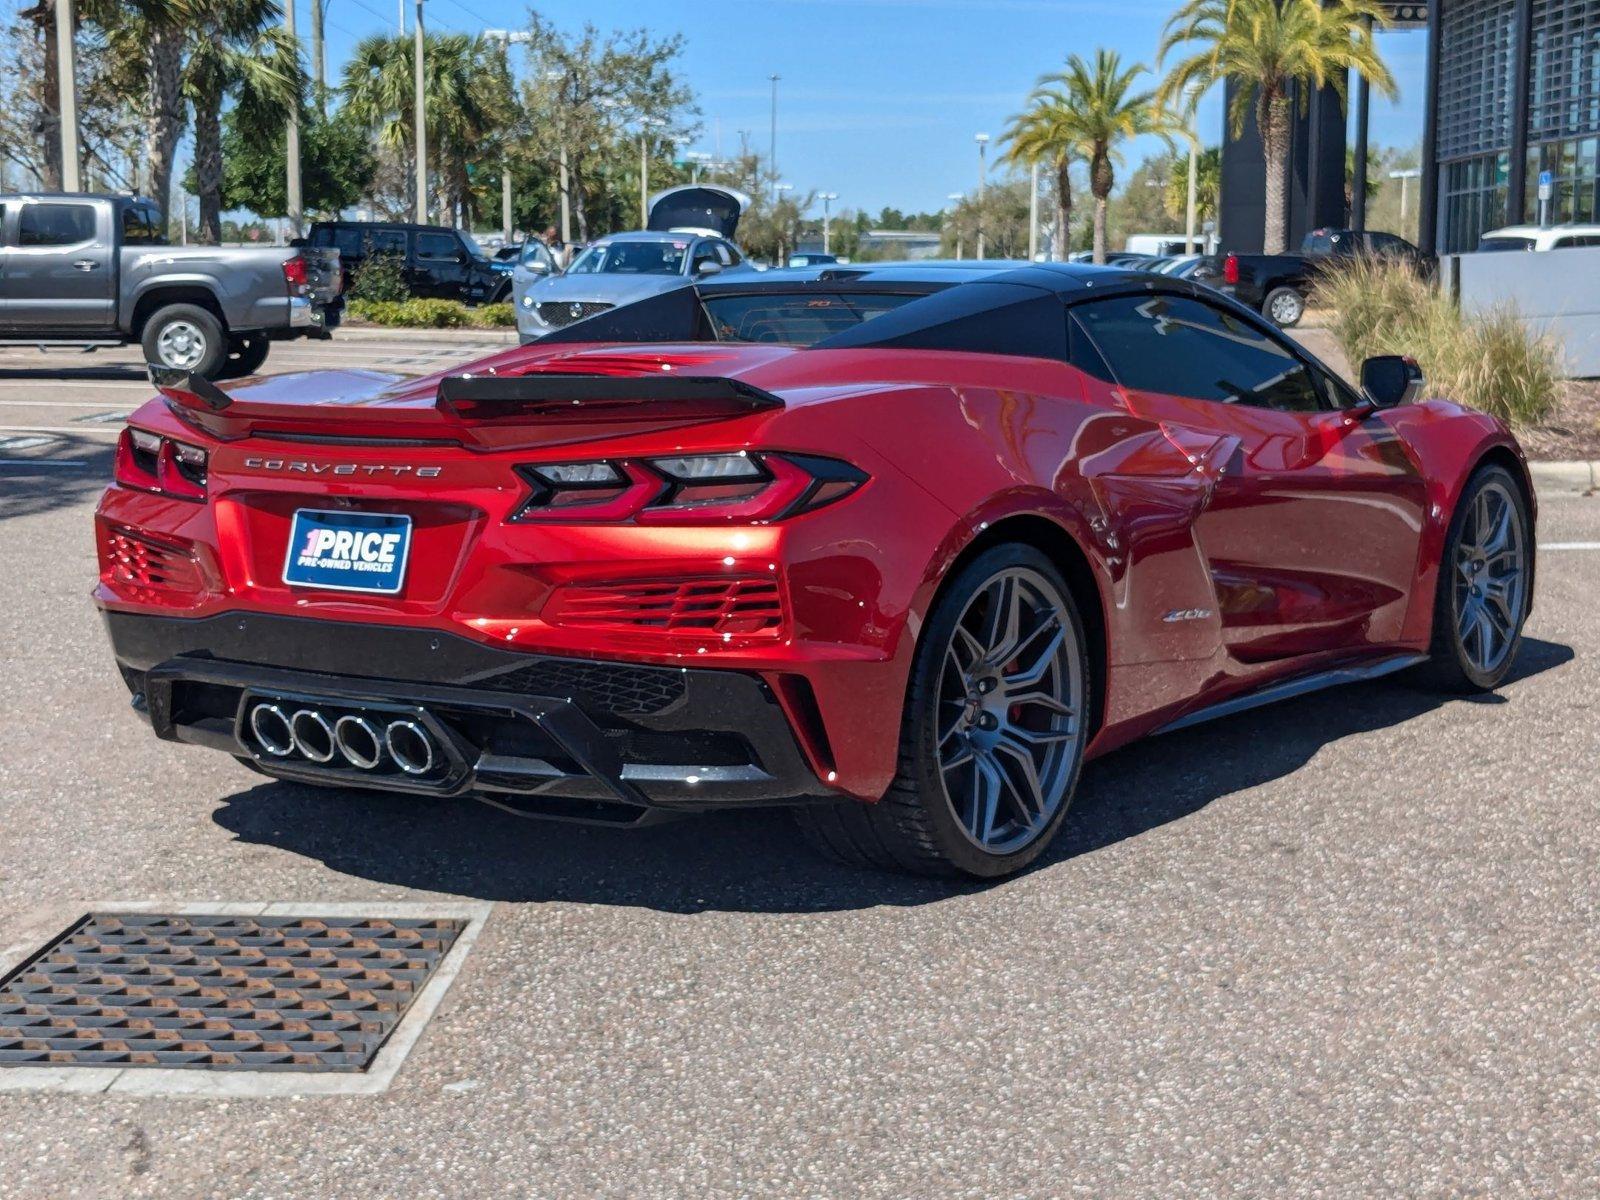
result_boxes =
[513,185,753,343]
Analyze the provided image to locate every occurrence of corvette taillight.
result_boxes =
[1223,253,1240,284]
[115,427,208,500]
[512,452,866,523]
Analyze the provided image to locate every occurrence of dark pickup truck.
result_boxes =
[1191,228,1434,328]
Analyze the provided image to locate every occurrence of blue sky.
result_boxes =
[345,0,1429,215]
[23,0,1428,217]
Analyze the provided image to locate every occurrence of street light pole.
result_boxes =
[1028,162,1040,261]
[637,118,664,227]
[284,0,303,237]
[975,133,989,258]
[55,0,81,192]
[947,192,963,260]
[768,74,780,200]
[1389,167,1421,228]
[413,0,426,224]
[1186,142,1199,253]
[819,191,837,254]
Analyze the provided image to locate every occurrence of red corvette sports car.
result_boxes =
[95,263,1535,877]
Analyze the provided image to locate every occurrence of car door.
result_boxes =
[412,230,466,299]
[1072,291,1428,665]
[7,200,115,332]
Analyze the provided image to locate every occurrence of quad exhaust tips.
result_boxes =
[249,702,437,774]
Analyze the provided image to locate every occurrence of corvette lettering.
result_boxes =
[243,457,442,478]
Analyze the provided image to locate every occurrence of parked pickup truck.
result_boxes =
[0,192,341,378]
[1190,228,1434,328]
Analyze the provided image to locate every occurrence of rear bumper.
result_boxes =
[104,610,832,821]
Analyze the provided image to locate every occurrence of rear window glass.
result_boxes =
[1477,236,1535,252]
[19,203,95,246]
[702,292,919,344]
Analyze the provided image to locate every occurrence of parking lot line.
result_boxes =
[0,459,89,468]
[0,424,120,435]
[1540,541,1600,550]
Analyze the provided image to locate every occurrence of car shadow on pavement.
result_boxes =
[0,436,115,523]
[211,637,1573,914]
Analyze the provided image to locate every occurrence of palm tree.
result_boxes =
[1000,96,1075,260]
[185,0,303,243]
[1159,0,1395,253]
[1023,51,1185,264]
[89,0,299,236]
[85,0,185,222]
[342,33,512,226]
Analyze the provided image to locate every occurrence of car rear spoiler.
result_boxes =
[147,363,784,450]
[434,373,784,424]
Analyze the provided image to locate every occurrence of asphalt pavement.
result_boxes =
[0,331,1596,1198]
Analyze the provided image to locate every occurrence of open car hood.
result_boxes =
[646,186,749,238]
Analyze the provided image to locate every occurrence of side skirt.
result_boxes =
[1154,653,1429,736]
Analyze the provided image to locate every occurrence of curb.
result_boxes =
[1529,460,1598,493]
[335,325,518,343]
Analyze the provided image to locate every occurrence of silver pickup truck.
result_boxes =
[0,192,342,379]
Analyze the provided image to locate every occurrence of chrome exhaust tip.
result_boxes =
[290,709,336,763]
[334,715,383,770]
[249,703,295,757]
[384,719,435,776]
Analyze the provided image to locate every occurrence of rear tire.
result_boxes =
[142,303,226,379]
[796,544,1091,879]
[217,335,270,379]
[1412,465,1532,693]
[1263,286,1306,328]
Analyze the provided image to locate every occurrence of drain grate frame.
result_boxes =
[0,911,467,1074]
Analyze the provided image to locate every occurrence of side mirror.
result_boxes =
[694,259,723,277]
[524,259,550,275]
[1358,355,1424,410]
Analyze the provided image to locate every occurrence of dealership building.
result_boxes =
[1219,0,1600,254]
[1424,0,1600,251]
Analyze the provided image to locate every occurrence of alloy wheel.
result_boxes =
[936,566,1083,855]
[156,320,207,370]
[1269,291,1303,325]
[1453,479,1527,675]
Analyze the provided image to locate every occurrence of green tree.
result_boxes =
[342,32,514,226]
[1000,89,1076,261]
[1022,51,1186,263]
[165,0,304,243]
[213,105,374,218]
[521,15,698,241]
[1159,0,1395,253]
[1163,144,1222,232]
[941,178,1034,260]
[1344,143,1382,217]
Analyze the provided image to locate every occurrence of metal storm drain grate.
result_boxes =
[0,913,465,1072]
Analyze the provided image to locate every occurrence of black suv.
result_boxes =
[307,221,512,305]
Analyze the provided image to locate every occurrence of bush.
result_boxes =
[1313,258,1558,427]
[346,252,409,303]
[347,298,515,329]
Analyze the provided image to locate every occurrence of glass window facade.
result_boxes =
[1445,154,1512,250]
[1436,0,1600,250]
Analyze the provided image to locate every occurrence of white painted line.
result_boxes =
[1541,542,1600,550]
[0,436,55,451]
[0,400,143,409]
[0,427,119,439]
[0,900,495,1098]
